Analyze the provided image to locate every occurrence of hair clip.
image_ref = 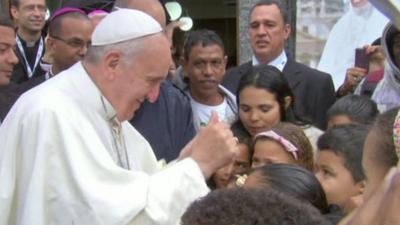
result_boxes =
[255,130,299,160]
[235,174,248,187]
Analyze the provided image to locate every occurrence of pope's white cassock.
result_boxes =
[317,1,388,90]
[0,62,209,225]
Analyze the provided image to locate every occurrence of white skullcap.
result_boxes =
[91,8,162,46]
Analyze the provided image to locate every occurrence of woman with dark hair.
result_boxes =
[236,64,323,151]
[242,163,343,224]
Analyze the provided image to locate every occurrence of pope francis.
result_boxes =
[0,9,237,225]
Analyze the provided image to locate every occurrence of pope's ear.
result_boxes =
[103,51,122,80]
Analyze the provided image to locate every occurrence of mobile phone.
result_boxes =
[354,48,370,70]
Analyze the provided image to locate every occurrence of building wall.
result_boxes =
[296,0,345,67]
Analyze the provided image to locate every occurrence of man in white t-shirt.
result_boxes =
[183,29,237,131]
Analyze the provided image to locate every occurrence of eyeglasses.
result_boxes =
[51,36,91,49]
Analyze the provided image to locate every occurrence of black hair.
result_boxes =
[370,107,399,170]
[183,29,225,60]
[181,188,330,225]
[237,64,306,126]
[371,37,381,46]
[10,0,19,8]
[327,95,379,126]
[0,14,15,29]
[249,0,289,24]
[249,163,329,214]
[48,11,89,37]
[207,122,253,190]
[317,124,369,182]
[231,121,252,155]
[385,24,400,63]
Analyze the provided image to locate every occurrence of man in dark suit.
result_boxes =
[223,0,335,129]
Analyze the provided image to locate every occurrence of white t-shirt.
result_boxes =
[187,85,237,131]
[190,97,236,131]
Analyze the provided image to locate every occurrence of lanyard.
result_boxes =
[16,36,44,78]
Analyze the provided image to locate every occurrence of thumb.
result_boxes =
[208,111,220,125]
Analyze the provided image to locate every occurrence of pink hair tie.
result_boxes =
[255,130,299,160]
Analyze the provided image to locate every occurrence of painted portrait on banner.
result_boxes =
[296,0,388,90]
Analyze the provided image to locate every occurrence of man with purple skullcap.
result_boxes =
[46,7,93,77]
[0,9,237,225]
[0,7,93,122]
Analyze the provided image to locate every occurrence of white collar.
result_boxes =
[252,50,287,71]
[187,85,236,105]
[66,62,118,121]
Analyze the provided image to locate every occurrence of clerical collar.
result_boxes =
[16,35,45,78]
[99,87,130,170]
[252,50,287,72]
[100,95,118,121]
[16,34,41,48]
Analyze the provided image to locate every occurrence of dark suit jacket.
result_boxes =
[0,84,21,122]
[222,59,336,130]
[130,78,196,162]
[0,76,47,122]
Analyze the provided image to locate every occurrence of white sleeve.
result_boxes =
[0,106,209,225]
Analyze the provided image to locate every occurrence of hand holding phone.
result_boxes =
[355,48,370,71]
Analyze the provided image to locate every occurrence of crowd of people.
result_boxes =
[0,0,399,225]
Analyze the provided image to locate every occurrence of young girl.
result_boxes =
[252,122,314,171]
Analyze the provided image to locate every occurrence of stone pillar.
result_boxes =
[237,0,296,65]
